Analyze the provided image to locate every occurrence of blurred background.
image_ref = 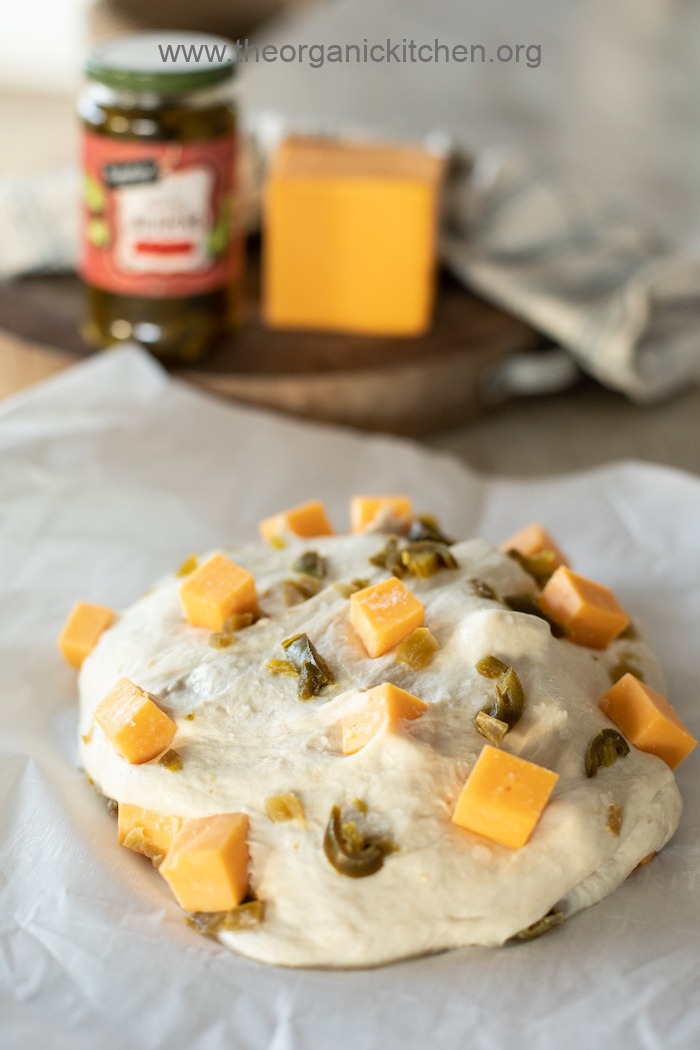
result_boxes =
[1,0,699,474]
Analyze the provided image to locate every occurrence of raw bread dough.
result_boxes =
[79,535,682,968]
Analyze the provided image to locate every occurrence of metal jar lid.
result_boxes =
[85,32,237,96]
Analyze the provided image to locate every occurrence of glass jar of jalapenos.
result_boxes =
[78,33,242,361]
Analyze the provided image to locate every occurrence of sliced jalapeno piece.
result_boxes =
[282,633,334,700]
[474,710,509,745]
[335,578,370,598]
[396,627,439,670]
[265,658,298,677]
[401,540,458,578]
[292,550,327,579]
[265,792,306,827]
[222,612,255,632]
[369,536,405,577]
[585,728,630,777]
[186,899,265,935]
[209,632,236,649]
[406,515,454,545]
[323,805,385,878]
[511,910,565,942]
[158,749,183,772]
[487,666,525,729]
[175,553,198,577]
[475,654,509,679]
[506,548,558,587]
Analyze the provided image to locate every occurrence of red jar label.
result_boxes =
[81,133,239,298]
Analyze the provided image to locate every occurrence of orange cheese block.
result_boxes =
[263,135,446,336]
[599,673,697,769]
[350,495,413,533]
[350,577,425,658]
[57,601,115,668]
[118,803,182,858]
[451,745,559,849]
[498,523,569,567]
[538,566,629,648]
[179,552,258,632]
[259,500,334,542]
[159,813,250,912]
[342,682,428,754]
[94,677,177,764]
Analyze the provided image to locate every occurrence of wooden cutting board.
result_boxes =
[0,249,541,434]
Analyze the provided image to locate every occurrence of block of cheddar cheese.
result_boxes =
[118,803,182,860]
[342,682,428,754]
[263,136,446,336]
[259,500,334,542]
[350,495,413,533]
[58,601,115,668]
[538,566,629,648]
[599,673,696,769]
[498,523,568,568]
[350,577,424,658]
[451,745,559,849]
[159,813,250,912]
[179,552,258,632]
[94,677,176,764]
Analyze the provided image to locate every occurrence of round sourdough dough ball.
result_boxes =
[79,534,682,968]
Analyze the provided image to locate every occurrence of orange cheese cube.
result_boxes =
[499,523,568,567]
[342,682,428,754]
[599,673,696,769]
[159,813,250,912]
[538,566,629,648]
[57,601,115,668]
[259,500,334,542]
[118,803,182,857]
[179,552,258,632]
[451,745,559,849]
[263,136,445,336]
[350,495,413,533]
[350,577,424,658]
[94,677,176,764]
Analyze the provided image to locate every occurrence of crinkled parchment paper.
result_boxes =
[1,348,698,1050]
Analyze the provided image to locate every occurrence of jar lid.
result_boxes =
[85,32,236,96]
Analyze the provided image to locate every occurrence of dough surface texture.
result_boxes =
[80,535,681,968]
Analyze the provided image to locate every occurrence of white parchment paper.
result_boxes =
[1,348,698,1050]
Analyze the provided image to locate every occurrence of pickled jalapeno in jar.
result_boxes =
[78,33,242,361]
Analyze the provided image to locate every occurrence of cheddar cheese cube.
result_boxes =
[179,552,258,632]
[499,523,568,568]
[538,566,629,648]
[118,804,182,860]
[94,677,176,764]
[451,745,559,849]
[350,495,413,533]
[259,500,334,542]
[159,813,250,912]
[599,673,696,769]
[342,682,428,754]
[58,601,115,668]
[263,136,445,336]
[350,577,424,658]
